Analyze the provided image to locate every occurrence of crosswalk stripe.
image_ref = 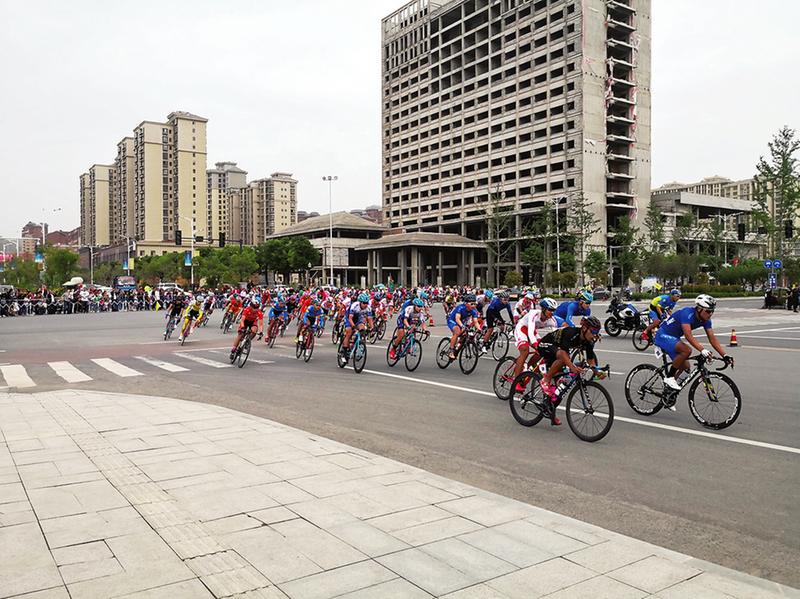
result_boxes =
[173,352,231,368]
[134,356,189,372]
[48,361,92,383]
[0,365,36,388]
[209,350,274,365]
[91,358,143,377]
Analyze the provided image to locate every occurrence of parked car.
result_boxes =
[592,286,612,300]
[157,282,183,292]
[507,287,522,301]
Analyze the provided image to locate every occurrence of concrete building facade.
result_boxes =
[84,164,113,247]
[239,173,298,246]
[381,0,651,285]
[206,161,248,244]
[111,137,135,245]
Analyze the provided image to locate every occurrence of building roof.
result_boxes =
[270,212,387,238]
[167,111,208,122]
[654,191,753,213]
[356,232,484,250]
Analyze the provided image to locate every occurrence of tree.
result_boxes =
[752,126,800,262]
[521,243,544,286]
[610,216,640,285]
[482,184,516,287]
[642,199,666,253]
[92,261,122,286]
[43,246,80,288]
[227,247,259,282]
[286,237,321,273]
[568,194,602,285]
[674,213,701,254]
[256,239,290,282]
[503,270,523,288]
[584,250,608,285]
[3,258,41,289]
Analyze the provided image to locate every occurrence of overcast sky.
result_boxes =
[1,0,797,237]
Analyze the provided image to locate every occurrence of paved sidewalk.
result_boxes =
[0,390,796,599]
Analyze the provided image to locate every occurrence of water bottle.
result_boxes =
[554,375,571,398]
[538,362,547,376]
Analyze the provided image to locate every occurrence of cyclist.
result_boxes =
[555,290,593,325]
[389,297,425,360]
[229,299,264,359]
[340,292,374,359]
[655,294,733,392]
[642,288,681,341]
[447,293,478,360]
[178,295,203,342]
[443,288,457,317]
[224,293,243,322]
[165,292,186,334]
[266,295,288,341]
[512,297,559,388]
[536,316,605,425]
[482,290,513,351]
[514,291,537,321]
[296,298,323,344]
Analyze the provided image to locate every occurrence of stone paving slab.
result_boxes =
[0,389,797,599]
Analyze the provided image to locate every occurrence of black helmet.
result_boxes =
[582,316,601,330]
[463,293,477,303]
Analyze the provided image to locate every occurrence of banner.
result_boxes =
[122,258,128,270]
[184,251,192,267]
[34,250,43,264]
[129,257,134,271]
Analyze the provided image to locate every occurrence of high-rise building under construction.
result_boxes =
[381,0,651,284]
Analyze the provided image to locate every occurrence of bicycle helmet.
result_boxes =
[499,291,509,300]
[412,298,424,308]
[484,289,494,299]
[358,293,369,303]
[582,316,601,330]
[525,291,535,300]
[695,294,716,311]
[463,293,476,303]
[670,288,682,297]
[250,299,260,309]
[539,297,557,311]
[313,298,321,306]
[419,291,429,300]
[578,290,594,304]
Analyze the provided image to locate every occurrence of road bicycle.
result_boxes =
[386,326,423,372]
[164,314,178,340]
[178,314,197,345]
[435,327,480,375]
[220,310,236,334]
[230,329,261,368]
[315,313,327,338]
[624,352,740,429]
[265,315,286,348]
[295,325,316,362]
[331,315,345,345]
[630,314,654,351]
[509,362,614,443]
[337,327,368,374]
[483,321,511,360]
[493,347,586,402]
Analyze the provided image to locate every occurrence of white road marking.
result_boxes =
[0,365,36,388]
[720,326,800,335]
[173,352,231,368]
[597,349,649,357]
[174,346,231,353]
[91,358,143,377]
[351,367,800,456]
[134,356,189,372]
[209,350,274,365]
[48,361,92,383]
[728,334,800,341]
[138,341,172,345]
[735,345,800,353]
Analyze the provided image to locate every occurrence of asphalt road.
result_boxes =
[1,298,799,586]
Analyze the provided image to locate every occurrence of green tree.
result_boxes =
[610,216,640,285]
[503,270,523,288]
[3,258,41,289]
[752,126,800,261]
[521,243,544,286]
[43,246,80,289]
[286,237,321,273]
[227,246,259,282]
[256,239,290,282]
[674,213,701,254]
[642,199,666,253]
[584,250,608,285]
[92,261,122,286]
[483,184,516,287]
[568,194,601,285]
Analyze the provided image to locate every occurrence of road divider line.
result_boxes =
[173,352,231,368]
[733,345,800,353]
[0,365,36,388]
[134,356,189,372]
[173,346,231,353]
[209,350,274,365]
[48,361,92,383]
[91,358,143,378]
[351,366,800,455]
[718,326,800,336]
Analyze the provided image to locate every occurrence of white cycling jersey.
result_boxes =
[514,309,558,349]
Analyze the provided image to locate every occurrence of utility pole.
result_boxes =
[322,175,338,286]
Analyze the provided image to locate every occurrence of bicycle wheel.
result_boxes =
[386,339,401,367]
[624,364,665,416]
[336,342,348,369]
[565,381,614,442]
[493,356,517,401]
[631,330,651,351]
[377,319,387,340]
[509,372,546,427]
[435,338,452,369]
[353,340,367,373]
[459,340,479,375]
[304,333,315,362]
[267,323,278,348]
[238,338,251,368]
[491,331,510,361]
[224,316,232,334]
[295,336,304,359]
[367,327,378,345]
[405,339,422,372]
[688,372,741,430]
[331,321,339,344]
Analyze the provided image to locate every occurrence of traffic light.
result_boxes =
[786,220,794,239]
[195,235,204,243]
[737,222,745,241]
[175,230,182,246]
[219,232,225,247]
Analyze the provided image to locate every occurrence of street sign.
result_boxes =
[768,273,777,289]
[774,259,783,269]
[764,259,773,269]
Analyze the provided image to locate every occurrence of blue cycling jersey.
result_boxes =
[448,303,478,323]
[487,296,514,320]
[303,305,323,322]
[650,294,678,312]
[658,306,712,338]
[554,300,591,324]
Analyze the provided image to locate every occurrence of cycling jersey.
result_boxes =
[303,305,323,325]
[655,306,711,359]
[537,327,597,366]
[649,294,678,321]
[447,303,478,332]
[554,300,591,325]
[486,297,514,326]
[514,309,559,349]
[345,303,372,328]
[396,305,422,329]
[514,298,534,317]
[240,306,263,325]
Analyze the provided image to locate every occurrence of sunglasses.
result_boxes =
[589,328,601,336]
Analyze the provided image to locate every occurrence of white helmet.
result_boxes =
[695,294,716,311]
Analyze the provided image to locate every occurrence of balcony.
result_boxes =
[606,16,635,33]
[606,170,634,180]
[607,133,635,144]
[607,151,634,162]
[607,94,635,107]
[607,114,634,125]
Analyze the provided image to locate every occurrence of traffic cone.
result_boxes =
[729,329,738,347]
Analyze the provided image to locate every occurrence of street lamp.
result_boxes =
[1,242,15,284]
[322,176,338,287]
[179,216,196,288]
[40,207,62,273]
[124,236,136,276]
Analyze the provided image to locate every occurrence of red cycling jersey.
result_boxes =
[240,306,263,324]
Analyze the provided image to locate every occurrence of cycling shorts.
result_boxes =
[186,309,200,320]
[345,317,366,330]
[446,318,461,332]
[654,330,680,360]
[514,325,538,350]
[486,308,504,328]
[648,308,661,322]
[536,342,559,367]
[268,308,284,320]
[303,315,317,326]
[241,318,258,330]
